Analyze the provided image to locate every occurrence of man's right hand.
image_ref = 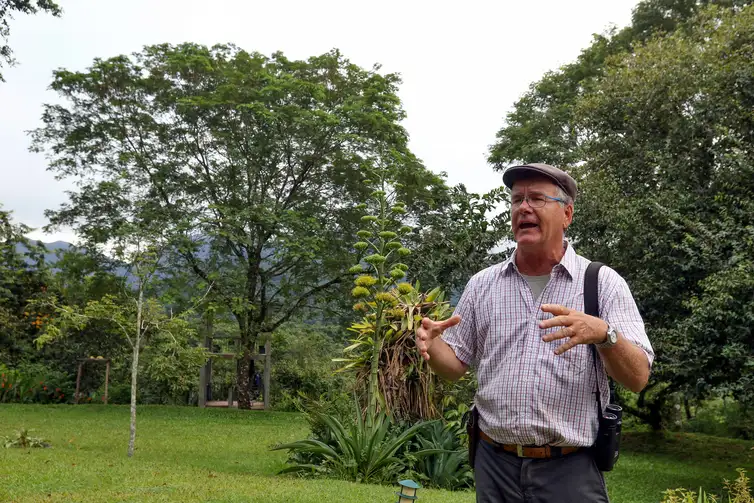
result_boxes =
[416,315,461,361]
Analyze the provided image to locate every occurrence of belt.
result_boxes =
[479,430,582,459]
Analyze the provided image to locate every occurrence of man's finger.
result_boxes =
[539,315,573,329]
[421,315,461,337]
[541,304,571,316]
[542,326,573,342]
[554,336,579,355]
[438,315,461,330]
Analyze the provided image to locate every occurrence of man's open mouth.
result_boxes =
[519,223,539,230]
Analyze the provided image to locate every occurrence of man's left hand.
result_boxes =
[539,304,608,355]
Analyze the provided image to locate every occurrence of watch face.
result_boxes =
[609,327,618,343]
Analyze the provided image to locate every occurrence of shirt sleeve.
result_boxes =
[599,266,655,368]
[441,274,478,367]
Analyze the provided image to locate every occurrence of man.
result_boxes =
[416,163,653,502]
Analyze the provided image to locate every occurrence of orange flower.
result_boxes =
[1,383,4,388]
[40,381,44,385]
[43,386,48,391]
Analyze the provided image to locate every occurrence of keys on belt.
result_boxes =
[479,430,582,459]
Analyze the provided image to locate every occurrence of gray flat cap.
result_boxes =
[502,163,578,201]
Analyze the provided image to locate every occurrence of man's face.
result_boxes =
[510,177,573,249]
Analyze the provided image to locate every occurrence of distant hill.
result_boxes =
[16,240,74,265]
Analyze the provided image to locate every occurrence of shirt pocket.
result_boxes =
[559,341,590,375]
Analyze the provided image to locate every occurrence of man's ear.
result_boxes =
[563,204,574,230]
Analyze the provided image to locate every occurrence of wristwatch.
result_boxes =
[596,324,618,349]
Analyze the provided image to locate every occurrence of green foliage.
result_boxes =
[684,398,754,440]
[2,428,50,449]
[140,318,207,402]
[0,207,53,366]
[489,0,754,428]
[337,284,453,421]
[30,43,447,407]
[661,469,753,503]
[404,185,511,297]
[405,421,473,491]
[271,409,433,484]
[0,0,62,82]
[0,363,71,404]
[270,322,353,412]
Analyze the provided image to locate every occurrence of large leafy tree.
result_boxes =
[488,0,752,169]
[489,0,754,428]
[31,44,445,408]
[0,0,61,81]
[571,4,754,420]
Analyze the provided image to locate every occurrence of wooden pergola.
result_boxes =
[74,357,111,404]
[198,334,271,410]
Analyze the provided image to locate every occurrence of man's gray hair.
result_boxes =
[555,186,574,206]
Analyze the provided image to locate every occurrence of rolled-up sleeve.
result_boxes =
[441,275,479,367]
[599,267,655,368]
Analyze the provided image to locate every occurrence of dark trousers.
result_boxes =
[474,438,610,503]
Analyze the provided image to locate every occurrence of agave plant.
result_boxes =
[271,408,439,484]
[406,420,473,491]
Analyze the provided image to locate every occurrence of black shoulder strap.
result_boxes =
[584,261,603,318]
[585,261,605,413]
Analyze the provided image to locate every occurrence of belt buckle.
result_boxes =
[516,445,524,457]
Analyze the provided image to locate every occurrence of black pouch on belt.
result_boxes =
[465,405,480,469]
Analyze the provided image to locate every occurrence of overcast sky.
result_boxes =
[0,0,639,244]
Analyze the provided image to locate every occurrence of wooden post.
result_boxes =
[263,339,271,410]
[198,336,210,408]
[75,362,83,404]
[104,360,110,405]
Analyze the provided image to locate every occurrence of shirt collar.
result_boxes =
[502,240,577,279]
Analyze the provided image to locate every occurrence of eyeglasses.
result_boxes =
[510,193,566,208]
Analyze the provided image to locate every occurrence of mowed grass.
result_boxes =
[0,405,751,503]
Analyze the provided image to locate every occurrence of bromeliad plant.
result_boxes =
[337,284,451,421]
[338,170,452,421]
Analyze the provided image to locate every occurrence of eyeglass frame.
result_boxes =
[509,192,568,209]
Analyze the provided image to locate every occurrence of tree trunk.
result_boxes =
[367,310,384,425]
[128,286,143,458]
[684,397,693,420]
[237,348,253,409]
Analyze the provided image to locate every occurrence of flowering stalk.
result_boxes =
[349,172,413,423]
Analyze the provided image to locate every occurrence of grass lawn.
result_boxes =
[0,405,751,502]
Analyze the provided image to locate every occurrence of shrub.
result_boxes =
[661,469,752,503]
[0,363,72,404]
[3,428,51,449]
[685,398,754,440]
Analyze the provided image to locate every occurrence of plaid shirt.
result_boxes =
[442,242,654,447]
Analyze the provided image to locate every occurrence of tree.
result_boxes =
[30,44,446,409]
[0,0,61,82]
[488,0,753,170]
[568,4,754,424]
[405,185,511,299]
[0,206,51,365]
[36,227,205,456]
[487,0,754,429]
